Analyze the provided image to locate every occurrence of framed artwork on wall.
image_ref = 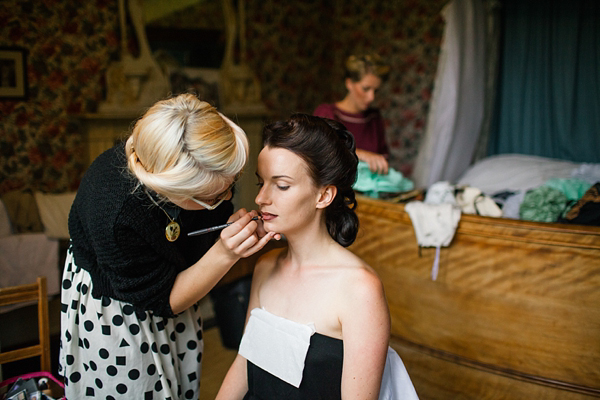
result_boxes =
[0,47,28,100]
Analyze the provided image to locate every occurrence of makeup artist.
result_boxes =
[59,94,277,399]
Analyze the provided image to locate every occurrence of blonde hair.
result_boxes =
[125,94,249,201]
[344,53,390,82]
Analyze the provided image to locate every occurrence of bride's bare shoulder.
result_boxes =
[334,247,384,297]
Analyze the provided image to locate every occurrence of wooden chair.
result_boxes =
[0,276,51,372]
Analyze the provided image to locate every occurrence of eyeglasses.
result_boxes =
[190,180,237,210]
[191,195,228,210]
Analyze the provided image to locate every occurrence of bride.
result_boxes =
[216,114,418,399]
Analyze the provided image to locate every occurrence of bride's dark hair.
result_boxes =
[262,113,359,247]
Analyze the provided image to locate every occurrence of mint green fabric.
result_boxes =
[353,161,414,198]
[520,186,568,222]
[544,178,592,202]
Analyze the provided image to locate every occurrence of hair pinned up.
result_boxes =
[344,53,390,82]
[125,94,249,202]
[262,114,359,247]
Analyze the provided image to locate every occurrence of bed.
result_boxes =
[348,155,600,399]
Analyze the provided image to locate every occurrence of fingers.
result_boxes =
[226,208,248,223]
[222,227,277,259]
[373,155,388,175]
[220,210,274,256]
[367,155,388,175]
[239,231,277,258]
[378,156,389,175]
[358,149,389,175]
[234,209,281,241]
[253,213,282,241]
[367,159,379,174]
[222,211,260,240]
[254,215,268,237]
[220,208,283,260]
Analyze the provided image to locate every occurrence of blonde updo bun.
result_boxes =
[125,94,249,201]
[344,53,390,82]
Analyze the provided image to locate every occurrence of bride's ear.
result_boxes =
[316,185,337,209]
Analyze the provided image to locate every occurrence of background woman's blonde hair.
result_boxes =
[125,94,249,201]
[344,53,390,82]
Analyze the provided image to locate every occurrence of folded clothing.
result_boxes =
[353,161,414,198]
[519,186,568,222]
[544,178,592,202]
[424,181,501,217]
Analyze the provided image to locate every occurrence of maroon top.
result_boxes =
[313,103,388,155]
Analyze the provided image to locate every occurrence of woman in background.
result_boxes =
[60,94,277,399]
[217,114,418,399]
[314,53,391,175]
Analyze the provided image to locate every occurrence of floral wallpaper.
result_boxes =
[245,0,447,176]
[244,1,338,117]
[0,0,119,195]
[0,0,446,195]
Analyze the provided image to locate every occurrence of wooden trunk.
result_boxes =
[348,196,600,399]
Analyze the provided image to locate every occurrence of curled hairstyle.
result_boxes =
[344,53,390,82]
[262,114,359,247]
[125,94,249,201]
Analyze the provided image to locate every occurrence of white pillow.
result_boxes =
[34,192,76,239]
[0,200,12,237]
[457,154,579,195]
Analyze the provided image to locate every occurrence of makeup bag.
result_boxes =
[0,371,65,400]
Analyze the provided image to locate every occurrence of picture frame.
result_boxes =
[0,47,28,100]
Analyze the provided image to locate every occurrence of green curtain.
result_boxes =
[489,0,600,163]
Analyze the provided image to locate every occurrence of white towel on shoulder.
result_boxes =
[238,308,315,388]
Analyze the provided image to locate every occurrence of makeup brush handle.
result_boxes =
[188,216,259,236]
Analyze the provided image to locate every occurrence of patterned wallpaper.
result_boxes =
[0,0,446,195]
[245,0,446,176]
[0,0,120,194]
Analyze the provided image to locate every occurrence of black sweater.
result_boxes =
[68,143,233,317]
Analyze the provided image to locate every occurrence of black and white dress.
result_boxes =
[59,143,233,399]
[59,246,203,400]
[238,308,420,400]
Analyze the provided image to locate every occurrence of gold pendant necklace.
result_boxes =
[165,220,181,242]
[145,190,180,242]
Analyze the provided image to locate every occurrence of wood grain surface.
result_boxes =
[349,196,600,399]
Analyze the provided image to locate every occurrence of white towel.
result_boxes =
[424,181,457,205]
[405,202,461,248]
[405,201,461,280]
[238,308,315,388]
[379,347,420,400]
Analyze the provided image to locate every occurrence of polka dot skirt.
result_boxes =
[59,246,204,399]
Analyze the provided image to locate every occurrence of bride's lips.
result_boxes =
[260,212,277,221]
